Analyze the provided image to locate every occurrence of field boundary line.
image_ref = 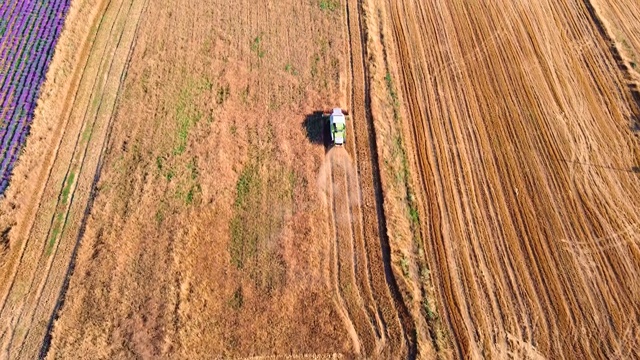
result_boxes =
[37,0,150,356]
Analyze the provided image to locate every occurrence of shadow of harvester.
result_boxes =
[302,111,332,152]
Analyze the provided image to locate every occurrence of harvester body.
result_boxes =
[328,108,347,146]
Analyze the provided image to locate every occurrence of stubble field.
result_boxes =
[384,0,640,358]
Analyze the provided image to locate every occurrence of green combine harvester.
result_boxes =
[323,108,349,146]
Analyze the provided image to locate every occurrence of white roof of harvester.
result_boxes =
[331,108,345,123]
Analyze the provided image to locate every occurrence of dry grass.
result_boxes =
[47,0,360,357]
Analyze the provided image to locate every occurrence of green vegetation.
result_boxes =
[616,35,638,72]
[46,171,74,253]
[61,172,75,204]
[400,254,410,277]
[172,81,204,155]
[229,135,294,294]
[140,68,150,94]
[155,208,164,225]
[385,72,400,117]
[216,84,230,105]
[81,123,93,143]
[230,287,244,309]
[0,19,7,37]
[319,0,339,11]
[47,213,65,256]
[385,71,447,349]
[156,155,164,171]
[284,63,298,75]
[202,76,214,91]
[422,297,437,321]
[230,163,259,269]
[311,54,320,78]
[240,86,250,105]
[152,79,208,209]
[165,167,175,181]
[251,35,266,58]
[201,38,212,56]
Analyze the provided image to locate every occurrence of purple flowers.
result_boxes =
[0,0,71,195]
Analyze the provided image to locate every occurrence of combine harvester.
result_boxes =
[323,108,349,146]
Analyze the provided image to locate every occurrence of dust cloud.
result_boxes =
[317,147,361,212]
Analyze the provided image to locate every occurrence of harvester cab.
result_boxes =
[323,108,348,146]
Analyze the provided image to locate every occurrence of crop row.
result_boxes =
[0,0,71,194]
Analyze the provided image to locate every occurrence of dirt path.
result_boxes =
[342,0,417,357]
[320,146,392,357]
[324,148,366,355]
[0,0,147,357]
[385,0,640,358]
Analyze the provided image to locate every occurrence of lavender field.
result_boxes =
[0,0,71,195]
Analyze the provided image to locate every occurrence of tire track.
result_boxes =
[324,151,361,356]
[331,148,382,356]
[343,0,416,357]
[344,127,388,351]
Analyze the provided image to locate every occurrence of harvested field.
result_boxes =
[383,0,640,358]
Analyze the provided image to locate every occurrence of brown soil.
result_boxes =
[384,0,640,358]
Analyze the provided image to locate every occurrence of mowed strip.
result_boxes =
[343,0,415,356]
[386,0,640,358]
[326,148,381,356]
[0,0,147,357]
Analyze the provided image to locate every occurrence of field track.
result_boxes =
[386,0,640,358]
[0,0,147,357]
[323,0,418,357]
